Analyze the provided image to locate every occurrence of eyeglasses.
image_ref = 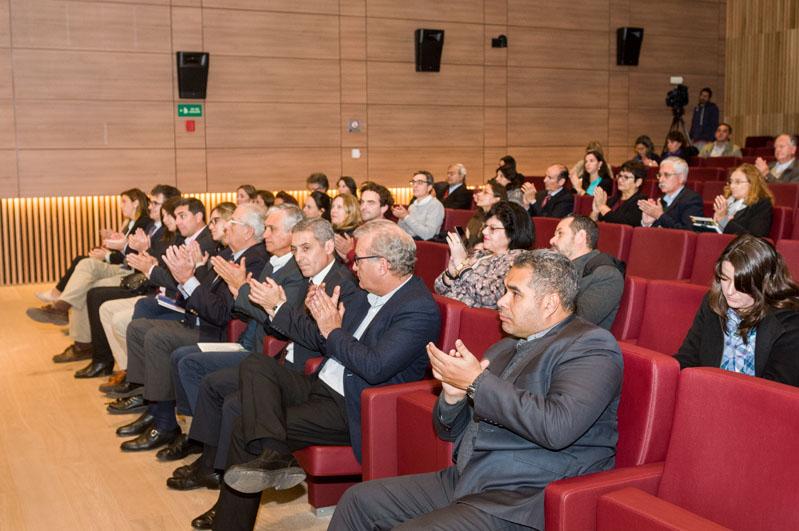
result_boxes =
[727,179,748,186]
[616,173,635,181]
[656,172,680,179]
[227,219,246,228]
[209,216,222,226]
[353,254,382,263]
[483,224,505,233]
[409,179,429,186]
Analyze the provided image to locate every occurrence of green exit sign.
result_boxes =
[177,104,202,117]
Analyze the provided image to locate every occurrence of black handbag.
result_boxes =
[120,272,149,293]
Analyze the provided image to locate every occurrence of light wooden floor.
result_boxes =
[0,284,331,531]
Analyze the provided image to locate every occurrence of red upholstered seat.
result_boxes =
[596,222,633,262]
[744,135,774,148]
[768,183,799,209]
[226,319,247,342]
[544,346,680,531]
[776,239,799,279]
[590,369,799,531]
[626,228,696,280]
[768,205,792,241]
[442,208,476,234]
[610,275,648,341]
[532,217,560,249]
[414,241,449,290]
[688,167,724,181]
[701,180,726,202]
[697,156,741,169]
[688,232,736,286]
[573,194,593,216]
[457,306,504,359]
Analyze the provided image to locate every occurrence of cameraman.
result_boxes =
[689,87,719,150]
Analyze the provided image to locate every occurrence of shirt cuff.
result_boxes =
[180,276,201,298]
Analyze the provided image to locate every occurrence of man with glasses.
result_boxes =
[521,164,575,218]
[393,170,445,240]
[637,157,703,230]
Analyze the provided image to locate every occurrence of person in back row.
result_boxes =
[522,164,575,219]
[638,156,703,231]
[756,133,798,183]
[394,170,445,241]
[434,163,474,210]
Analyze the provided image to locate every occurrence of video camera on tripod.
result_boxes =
[665,78,689,117]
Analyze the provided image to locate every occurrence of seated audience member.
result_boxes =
[435,201,533,309]
[336,176,357,196]
[591,159,648,227]
[550,216,624,330]
[569,140,610,182]
[331,193,362,263]
[330,250,622,531]
[463,179,507,250]
[359,182,394,222]
[433,163,474,210]
[273,191,298,206]
[253,190,274,208]
[305,172,329,193]
[498,154,523,178]
[698,122,743,158]
[302,190,331,221]
[394,170,445,240]
[712,163,773,237]
[29,189,152,358]
[570,150,613,197]
[633,134,661,167]
[236,185,256,205]
[201,220,441,530]
[675,235,799,387]
[689,87,720,149]
[522,164,575,218]
[494,165,525,206]
[756,133,798,183]
[638,156,703,230]
[661,130,698,161]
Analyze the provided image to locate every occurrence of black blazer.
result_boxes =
[723,198,773,237]
[149,226,217,291]
[598,190,647,227]
[529,188,575,218]
[323,275,440,461]
[675,296,799,387]
[435,182,474,210]
[269,260,364,372]
[653,187,704,231]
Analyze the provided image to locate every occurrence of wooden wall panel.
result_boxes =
[176,149,207,192]
[368,105,483,147]
[341,16,367,60]
[629,1,720,38]
[0,50,12,99]
[0,101,15,148]
[366,18,484,64]
[0,1,10,48]
[171,6,204,52]
[366,0,485,23]
[508,0,610,30]
[506,146,587,176]
[508,28,609,69]
[509,108,609,146]
[509,67,608,107]
[201,0,338,15]
[635,34,721,75]
[366,62,483,105]
[367,147,483,186]
[341,60,367,104]
[0,150,17,197]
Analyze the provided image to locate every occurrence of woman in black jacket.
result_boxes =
[712,163,774,237]
[675,235,799,387]
[590,159,647,227]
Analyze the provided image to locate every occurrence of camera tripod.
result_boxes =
[668,106,692,147]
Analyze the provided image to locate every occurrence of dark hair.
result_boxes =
[619,159,647,186]
[709,235,799,342]
[486,201,535,250]
[634,135,656,152]
[413,170,434,185]
[307,190,332,221]
[150,184,181,200]
[500,155,517,172]
[275,191,299,206]
[665,130,687,146]
[337,176,357,195]
[512,250,578,312]
[719,122,733,135]
[580,150,612,190]
[255,190,275,207]
[701,87,713,98]
[497,166,524,191]
[306,172,329,191]
[360,182,394,208]
[485,178,508,201]
[174,197,206,222]
[567,215,599,250]
[120,188,149,220]
[160,196,181,242]
[237,184,256,198]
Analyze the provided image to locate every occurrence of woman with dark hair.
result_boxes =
[661,130,698,160]
[253,190,274,208]
[336,176,358,196]
[464,179,507,250]
[303,190,331,221]
[494,166,525,206]
[435,201,534,308]
[633,135,660,167]
[274,190,299,206]
[591,159,648,226]
[571,150,613,197]
[236,184,256,205]
[675,235,799,387]
[712,163,774,237]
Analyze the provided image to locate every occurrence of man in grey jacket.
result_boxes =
[393,170,445,240]
[329,250,623,530]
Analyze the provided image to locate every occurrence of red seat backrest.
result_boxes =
[611,275,648,341]
[640,180,658,198]
[698,156,741,169]
[596,222,633,262]
[524,176,545,190]
[657,369,799,530]
[532,217,560,249]
[457,306,504,359]
[227,319,247,342]
[776,239,799,279]
[442,208,476,234]
[769,205,792,241]
[688,232,736,285]
[432,294,466,352]
[768,183,799,210]
[635,280,707,354]
[688,167,723,181]
[573,194,593,216]
[626,228,696,280]
[414,241,449,291]
[701,180,726,202]
[744,135,774,148]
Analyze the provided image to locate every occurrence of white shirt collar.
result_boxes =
[366,275,412,307]
[448,183,462,193]
[548,187,563,197]
[184,226,206,245]
[310,258,336,285]
[663,186,685,204]
[269,252,292,272]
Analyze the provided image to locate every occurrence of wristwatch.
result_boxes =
[466,370,487,400]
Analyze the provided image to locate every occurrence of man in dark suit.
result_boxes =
[115,204,269,450]
[330,250,623,530]
[522,164,575,218]
[195,220,441,530]
[638,156,703,231]
[434,163,474,210]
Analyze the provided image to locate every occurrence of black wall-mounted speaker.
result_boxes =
[176,51,209,99]
[616,27,644,66]
[415,29,445,72]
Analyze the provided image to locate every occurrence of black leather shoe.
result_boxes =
[223,448,305,494]
[191,506,216,530]
[116,412,155,437]
[166,465,221,491]
[172,456,201,479]
[105,381,143,399]
[107,394,147,415]
[156,434,202,461]
[74,360,113,379]
[120,427,181,452]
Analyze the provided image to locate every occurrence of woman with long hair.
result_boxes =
[675,235,799,387]
[571,150,613,197]
[463,179,507,250]
[712,163,774,237]
[330,193,362,264]
[303,190,331,221]
[494,166,525,207]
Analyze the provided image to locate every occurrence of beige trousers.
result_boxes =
[60,257,126,342]
[99,296,142,370]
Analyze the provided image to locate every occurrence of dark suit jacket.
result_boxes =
[434,316,622,528]
[184,242,268,341]
[323,275,440,461]
[653,187,704,231]
[269,260,364,371]
[234,255,307,359]
[529,188,575,218]
[598,190,647,227]
[109,215,153,264]
[766,160,799,183]
[675,296,799,387]
[434,182,474,210]
[723,198,773,237]
[149,226,217,291]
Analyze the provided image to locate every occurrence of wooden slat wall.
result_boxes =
[725,0,799,140]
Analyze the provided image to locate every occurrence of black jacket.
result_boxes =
[653,187,704,231]
[723,198,773,237]
[598,190,648,227]
[435,182,474,210]
[528,188,575,218]
[149,226,218,291]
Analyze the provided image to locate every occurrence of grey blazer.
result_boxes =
[434,315,623,529]
[766,160,799,183]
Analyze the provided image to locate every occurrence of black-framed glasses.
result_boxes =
[353,254,382,263]
[409,179,429,186]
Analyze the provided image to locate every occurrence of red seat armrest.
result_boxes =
[597,487,730,531]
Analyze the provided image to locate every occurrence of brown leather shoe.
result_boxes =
[26,304,69,326]
[52,342,94,363]
[99,371,127,393]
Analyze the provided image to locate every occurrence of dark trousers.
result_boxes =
[212,353,350,531]
[132,295,184,321]
[56,255,86,292]
[328,467,535,531]
[87,285,138,365]
[172,346,250,416]
[188,366,241,471]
